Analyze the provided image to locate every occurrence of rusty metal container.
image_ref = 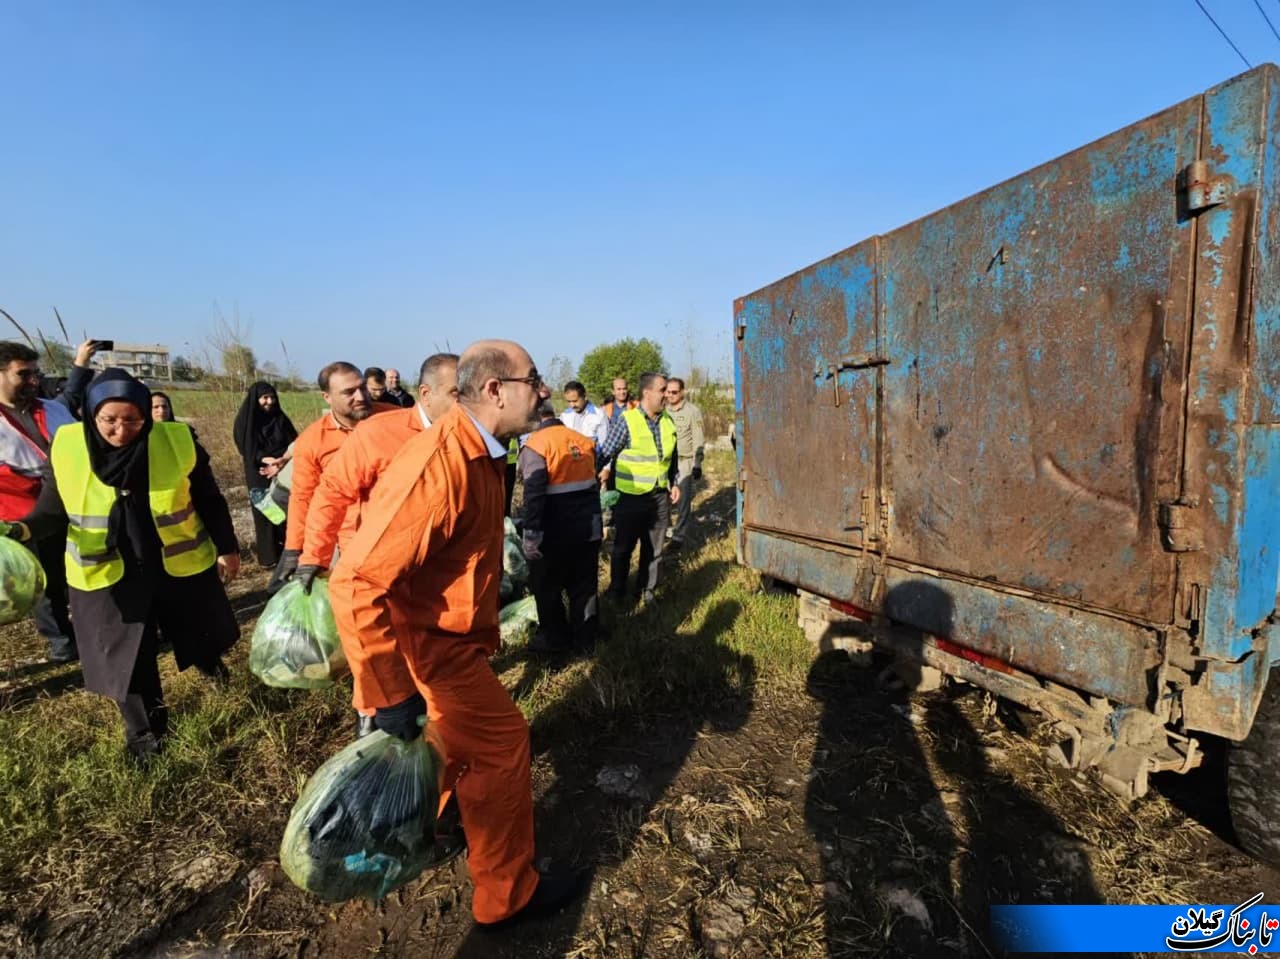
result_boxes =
[735,65,1280,797]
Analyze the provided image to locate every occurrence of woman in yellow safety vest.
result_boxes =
[8,370,242,766]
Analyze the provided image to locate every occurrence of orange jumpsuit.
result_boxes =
[328,406,538,924]
[284,402,398,552]
[303,405,427,713]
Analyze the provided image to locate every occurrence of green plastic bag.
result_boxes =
[500,517,528,603]
[0,538,45,627]
[499,595,538,645]
[281,730,440,901]
[249,578,347,688]
[600,489,620,511]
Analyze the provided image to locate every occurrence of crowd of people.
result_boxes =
[0,336,707,930]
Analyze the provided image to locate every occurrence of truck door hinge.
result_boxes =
[1159,501,1204,552]
[1179,161,1231,213]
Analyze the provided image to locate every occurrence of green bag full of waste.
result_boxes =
[600,489,620,511]
[0,537,45,626]
[281,730,440,901]
[249,578,347,688]
[500,517,529,603]
[499,594,538,645]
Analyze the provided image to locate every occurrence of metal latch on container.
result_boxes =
[1159,501,1203,552]
[823,354,890,407]
[1179,161,1231,213]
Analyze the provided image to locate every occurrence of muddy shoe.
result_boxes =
[126,732,162,769]
[476,868,587,931]
[199,658,231,689]
[527,630,571,658]
[47,636,78,664]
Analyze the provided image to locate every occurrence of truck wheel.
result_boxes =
[1228,670,1280,866]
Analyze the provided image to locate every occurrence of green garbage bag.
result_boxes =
[249,579,347,688]
[0,537,45,627]
[499,595,538,645]
[281,730,440,901]
[501,517,528,603]
[600,489,620,511]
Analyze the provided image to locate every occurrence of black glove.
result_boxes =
[691,467,703,481]
[295,564,323,594]
[375,692,427,741]
[277,549,300,581]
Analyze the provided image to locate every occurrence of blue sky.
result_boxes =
[1,1,1275,387]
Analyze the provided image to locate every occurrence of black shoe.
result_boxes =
[424,794,467,868]
[355,713,377,739]
[200,658,231,688]
[666,538,684,551]
[47,642,78,664]
[476,869,587,931]
[126,732,162,768]
[527,630,571,657]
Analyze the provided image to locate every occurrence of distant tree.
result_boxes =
[222,344,257,388]
[35,338,74,375]
[545,354,575,393]
[171,355,203,382]
[577,337,667,404]
[258,360,283,382]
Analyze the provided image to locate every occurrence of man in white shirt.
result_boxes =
[559,380,606,441]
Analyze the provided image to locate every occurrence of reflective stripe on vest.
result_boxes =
[614,408,676,495]
[525,425,597,495]
[50,421,218,590]
[507,438,519,464]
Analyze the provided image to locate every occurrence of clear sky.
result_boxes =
[1,1,1275,387]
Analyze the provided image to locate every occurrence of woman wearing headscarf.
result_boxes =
[233,381,297,568]
[9,370,241,764]
[151,391,176,423]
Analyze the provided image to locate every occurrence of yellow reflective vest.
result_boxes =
[50,421,218,590]
[615,407,677,495]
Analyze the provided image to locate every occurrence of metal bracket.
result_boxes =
[1180,161,1231,213]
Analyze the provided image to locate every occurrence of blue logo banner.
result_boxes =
[993,896,1280,953]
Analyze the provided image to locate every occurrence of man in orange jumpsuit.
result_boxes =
[329,340,583,929]
[275,361,396,586]
[295,352,459,714]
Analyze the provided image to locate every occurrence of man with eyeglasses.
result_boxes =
[0,341,78,662]
[330,340,587,929]
[663,377,705,550]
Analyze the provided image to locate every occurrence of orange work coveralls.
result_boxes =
[328,406,539,924]
[303,405,427,712]
[284,402,398,552]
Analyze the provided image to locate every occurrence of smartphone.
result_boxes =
[93,339,114,351]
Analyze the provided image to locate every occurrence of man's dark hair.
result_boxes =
[563,380,586,396]
[457,347,515,400]
[363,366,387,385]
[0,341,39,368]
[667,376,685,391]
[538,401,558,419]
[419,352,459,387]
[638,371,667,394]
[318,361,360,392]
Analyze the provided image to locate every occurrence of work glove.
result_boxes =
[522,530,544,561]
[691,466,703,481]
[277,549,300,581]
[374,692,427,741]
[295,564,323,594]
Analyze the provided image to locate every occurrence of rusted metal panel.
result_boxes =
[744,528,1157,706]
[736,65,1280,735]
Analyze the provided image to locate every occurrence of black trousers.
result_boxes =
[29,535,75,655]
[117,623,168,745]
[609,489,671,598]
[505,462,517,517]
[529,539,599,649]
[251,505,285,568]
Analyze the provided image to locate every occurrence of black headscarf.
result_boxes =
[233,381,297,487]
[84,369,153,492]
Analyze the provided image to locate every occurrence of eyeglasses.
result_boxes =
[500,370,545,389]
[96,415,146,431]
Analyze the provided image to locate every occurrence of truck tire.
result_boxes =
[1228,670,1280,866]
